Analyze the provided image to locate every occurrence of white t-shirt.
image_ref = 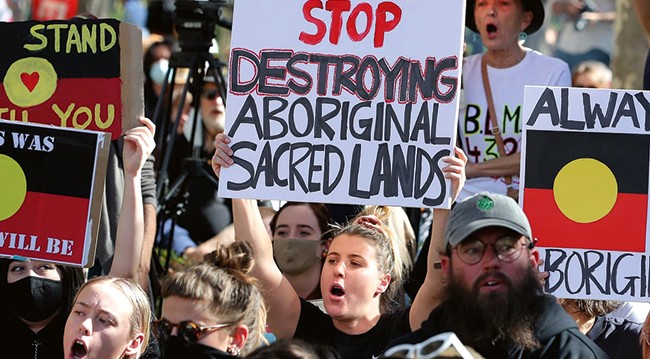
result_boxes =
[458,49,571,201]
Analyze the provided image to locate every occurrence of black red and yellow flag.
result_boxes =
[0,120,108,266]
[0,18,141,138]
[523,130,649,252]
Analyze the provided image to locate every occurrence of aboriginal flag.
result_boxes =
[0,18,141,138]
[0,121,107,265]
[523,130,649,252]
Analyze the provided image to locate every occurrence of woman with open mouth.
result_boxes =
[211,133,467,359]
[63,277,151,359]
[0,117,156,359]
[458,0,571,202]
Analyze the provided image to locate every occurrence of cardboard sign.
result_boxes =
[0,18,143,138]
[0,120,109,267]
[218,0,465,208]
[521,86,650,301]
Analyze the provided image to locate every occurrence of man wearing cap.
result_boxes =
[386,193,607,358]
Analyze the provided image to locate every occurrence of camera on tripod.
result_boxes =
[174,0,231,52]
[153,0,234,274]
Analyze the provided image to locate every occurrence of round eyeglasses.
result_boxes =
[153,318,232,344]
[453,235,531,265]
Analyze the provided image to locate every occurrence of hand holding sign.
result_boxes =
[211,133,234,178]
[442,147,468,203]
[122,117,156,177]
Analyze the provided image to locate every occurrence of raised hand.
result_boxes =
[211,133,233,177]
[442,147,468,203]
[123,117,156,176]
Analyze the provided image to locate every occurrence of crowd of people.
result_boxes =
[3,0,650,358]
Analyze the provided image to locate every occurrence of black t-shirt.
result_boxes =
[588,315,643,359]
[294,298,411,359]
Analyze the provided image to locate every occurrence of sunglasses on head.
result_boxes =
[153,318,232,344]
[201,89,220,100]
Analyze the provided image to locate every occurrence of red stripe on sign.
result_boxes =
[0,77,122,138]
[523,188,647,252]
[0,191,90,264]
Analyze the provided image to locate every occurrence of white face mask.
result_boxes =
[149,59,171,86]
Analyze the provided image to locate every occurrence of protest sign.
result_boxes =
[32,0,79,21]
[521,85,650,301]
[218,0,465,208]
[0,119,109,267]
[0,18,143,139]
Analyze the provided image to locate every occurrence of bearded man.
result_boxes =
[386,193,607,358]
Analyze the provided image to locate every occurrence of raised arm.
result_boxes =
[109,117,156,278]
[409,147,466,330]
[212,133,301,339]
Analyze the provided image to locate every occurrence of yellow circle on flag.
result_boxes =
[0,154,27,221]
[4,57,58,107]
[553,158,617,223]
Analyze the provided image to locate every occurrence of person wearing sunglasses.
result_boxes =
[386,193,607,358]
[164,74,234,258]
[156,241,267,358]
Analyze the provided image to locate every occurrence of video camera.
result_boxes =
[174,0,231,52]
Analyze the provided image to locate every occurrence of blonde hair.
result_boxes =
[334,205,410,313]
[572,60,612,88]
[161,242,268,355]
[74,277,151,358]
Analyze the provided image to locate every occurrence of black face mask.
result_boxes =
[6,276,63,322]
[162,336,235,359]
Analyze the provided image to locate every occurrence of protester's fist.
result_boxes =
[211,133,233,177]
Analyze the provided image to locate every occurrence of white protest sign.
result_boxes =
[218,0,465,208]
[521,85,650,301]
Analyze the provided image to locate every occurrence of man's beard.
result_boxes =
[444,262,544,351]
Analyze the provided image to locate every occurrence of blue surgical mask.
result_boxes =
[149,59,171,86]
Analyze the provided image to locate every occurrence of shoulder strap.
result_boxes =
[480,55,512,185]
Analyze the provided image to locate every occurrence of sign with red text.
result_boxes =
[0,19,143,139]
[32,0,79,21]
[0,119,109,267]
[520,86,650,301]
[219,0,465,208]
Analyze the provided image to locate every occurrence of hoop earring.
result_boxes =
[518,31,527,44]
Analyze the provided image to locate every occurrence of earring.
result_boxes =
[518,31,527,44]
[227,346,241,356]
